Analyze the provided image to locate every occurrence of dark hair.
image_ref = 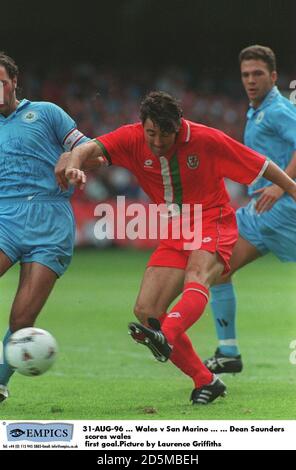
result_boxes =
[239,45,276,73]
[0,52,18,79]
[140,91,183,133]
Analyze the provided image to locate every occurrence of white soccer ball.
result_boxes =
[5,328,58,376]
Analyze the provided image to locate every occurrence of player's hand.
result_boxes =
[82,156,108,170]
[65,168,86,189]
[254,185,284,213]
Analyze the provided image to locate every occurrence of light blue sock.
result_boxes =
[0,329,15,386]
[210,283,240,357]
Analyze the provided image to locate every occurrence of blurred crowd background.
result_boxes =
[2,0,295,246]
[19,64,295,246]
[21,64,294,207]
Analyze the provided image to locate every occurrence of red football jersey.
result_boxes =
[96,118,268,210]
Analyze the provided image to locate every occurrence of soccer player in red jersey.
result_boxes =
[56,91,296,404]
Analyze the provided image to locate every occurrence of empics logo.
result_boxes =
[7,423,73,442]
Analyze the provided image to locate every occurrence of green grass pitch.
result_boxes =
[1,248,295,420]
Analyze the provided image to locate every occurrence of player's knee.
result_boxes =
[185,266,207,285]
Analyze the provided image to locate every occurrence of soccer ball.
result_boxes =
[5,328,58,376]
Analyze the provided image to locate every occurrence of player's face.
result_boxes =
[0,66,17,116]
[241,59,277,108]
[143,119,178,157]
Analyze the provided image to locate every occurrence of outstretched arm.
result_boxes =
[66,140,103,170]
[55,141,106,190]
[255,152,296,213]
[261,160,296,202]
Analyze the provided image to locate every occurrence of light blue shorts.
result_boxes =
[0,196,75,276]
[237,195,296,262]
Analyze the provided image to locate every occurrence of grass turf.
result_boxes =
[0,248,295,420]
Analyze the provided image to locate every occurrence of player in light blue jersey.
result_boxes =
[0,52,89,402]
[205,45,296,374]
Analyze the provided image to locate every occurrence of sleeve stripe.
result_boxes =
[249,159,270,186]
[63,127,76,144]
[95,139,112,165]
[70,134,84,150]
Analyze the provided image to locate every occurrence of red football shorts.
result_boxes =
[147,205,238,274]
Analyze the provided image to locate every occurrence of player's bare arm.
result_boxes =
[255,151,296,213]
[55,141,105,190]
[262,160,296,202]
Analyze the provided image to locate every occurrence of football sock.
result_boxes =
[158,289,213,388]
[161,282,209,345]
[170,333,213,388]
[0,329,15,386]
[210,283,240,356]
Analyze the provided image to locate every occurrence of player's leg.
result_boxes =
[133,266,184,323]
[161,250,224,345]
[206,201,268,372]
[131,265,220,395]
[131,251,226,404]
[160,250,227,403]
[0,262,57,392]
[210,236,262,360]
[0,250,14,275]
[132,265,187,362]
[0,250,15,401]
[10,262,57,331]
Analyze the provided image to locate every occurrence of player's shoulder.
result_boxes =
[120,122,143,135]
[113,122,143,141]
[28,101,67,121]
[267,92,296,119]
[188,120,225,142]
[27,101,67,117]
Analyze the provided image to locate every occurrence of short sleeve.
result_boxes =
[96,125,133,171]
[45,102,89,150]
[209,129,268,185]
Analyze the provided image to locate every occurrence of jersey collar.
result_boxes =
[15,99,31,112]
[161,119,191,159]
[247,86,279,119]
[176,118,191,144]
[0,99,31,121]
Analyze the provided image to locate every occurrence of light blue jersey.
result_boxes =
[237,86,296,262]
[0,99,88,199]
[0,99,89,275]
[244,86,296,196]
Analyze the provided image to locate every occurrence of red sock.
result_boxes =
[158,313,212,388]
[162,282,209,345]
